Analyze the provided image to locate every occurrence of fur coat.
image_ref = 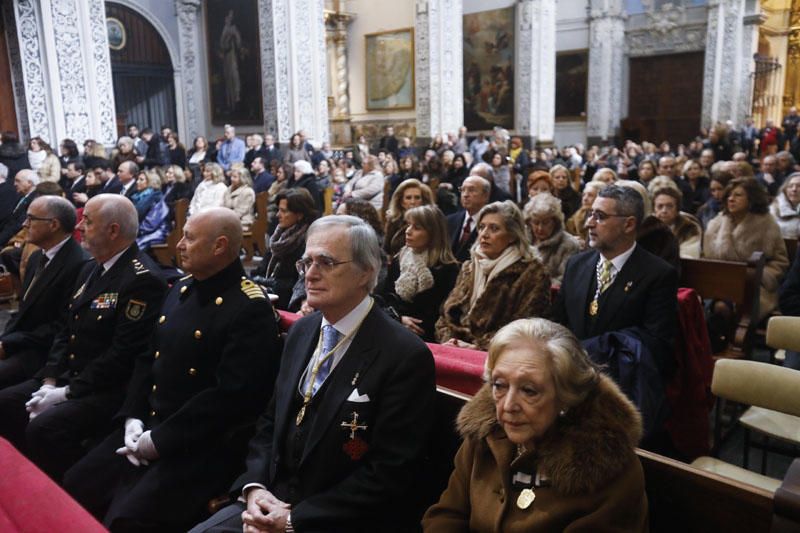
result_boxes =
[534,230,581,285]
[769,192,800,240]
[435,257,550,350]
[704,212,789,318]
[423,375,648,532]
[672,212,702,259]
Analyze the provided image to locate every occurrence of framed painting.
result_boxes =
[106,17,126,51]
[205,0,263,125]
[365,28,415,111]
[463,7,514,131]
[556,50,589,121]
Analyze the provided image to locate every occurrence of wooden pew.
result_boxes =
[150,198,188,268]
[242,191,269,261]
[680,252,765,359]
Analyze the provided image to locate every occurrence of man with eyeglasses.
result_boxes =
[0,197,89,389]
[446,175,491,262]
[0,194,167,482]
[552,185,678,385]
[63,208,281,532]
[191,215,436,533]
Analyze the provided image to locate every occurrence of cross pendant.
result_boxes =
[340,411,368,439]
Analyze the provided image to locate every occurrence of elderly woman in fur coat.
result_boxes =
[435,201,551,350]
[523,193,581,286]
[423,318,648,532]
[704,177,789,319]
[770,172,800,239]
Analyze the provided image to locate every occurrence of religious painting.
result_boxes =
[463,7,514,131]
[365,28,415,111]
[556,50,589,120]
[205,0,263,125]
[106,17,126,51]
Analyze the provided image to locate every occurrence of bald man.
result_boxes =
[0,194,167,481]
[64,208,282,532]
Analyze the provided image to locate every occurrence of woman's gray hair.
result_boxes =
[117,136,133,149]
[232,166,254,188]
[307,215,382,291]
[475,200,535,261]
[523,192,564,230]
[487,318,600,410]
[204,162,225,184]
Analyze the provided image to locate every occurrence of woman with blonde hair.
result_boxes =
[424,318,647,532]
[28,137,61,183]
[436,201,550,350]
[550,164,580,219]
[523,193,580,285]
[189,162,227,216]
[383,178,435,257]
[381,204,459,341]
[224,165,256,230]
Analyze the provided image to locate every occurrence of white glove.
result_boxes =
[26,386,68,419]
[135,430,159,461]
[25,384,55,411]
[115,418,148,467]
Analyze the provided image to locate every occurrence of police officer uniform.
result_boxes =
[64,259,282,532]
[0,244,167,480]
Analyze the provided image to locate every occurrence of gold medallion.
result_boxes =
[589,300,599,316]
[517,488,535,509]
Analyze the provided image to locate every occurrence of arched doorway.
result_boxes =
[106,2,177,137]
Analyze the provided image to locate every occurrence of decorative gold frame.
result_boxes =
[107,17,126,51]
[365,28,415,111]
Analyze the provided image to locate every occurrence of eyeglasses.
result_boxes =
[295,256,353,275]
[587,210,631,223]
[25,215,55,223]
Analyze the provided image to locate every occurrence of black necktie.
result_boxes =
[23,254,50,301]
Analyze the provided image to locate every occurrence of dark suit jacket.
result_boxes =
[263,145,283,167]
[232,304,436,531]
[1,239,89,375]
[0,191,39,246]
[552,245,678,377]
[446,210,477,262]
[0,181,19,230]
[40,245,167,398]
[102,175,123,195]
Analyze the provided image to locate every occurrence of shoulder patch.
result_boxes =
[241,279,266,300]
[132,258,150,276]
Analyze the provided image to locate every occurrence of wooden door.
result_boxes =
[0,11,19,135]
[626,52,705,146]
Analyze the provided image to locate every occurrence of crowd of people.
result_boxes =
[0,113,797,531]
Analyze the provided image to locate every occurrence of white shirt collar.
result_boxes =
[601,242,637,274]
[321,295,372,338]
[101,245,130,274]
[43,236,71,262]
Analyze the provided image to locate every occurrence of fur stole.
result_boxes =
[456,374,642,496]
[394,247,434,302]
[704,212,781,263]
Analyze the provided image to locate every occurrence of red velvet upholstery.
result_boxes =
[0,438,107,532]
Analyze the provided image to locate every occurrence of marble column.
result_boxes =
[259,0,329,143]
[326,11,355,147]
[586,0,626,143]
[516,0,556,146]
[415,0,463,144]
[702,0,761,127]
[9,0,117,145]
[176,0,203,143]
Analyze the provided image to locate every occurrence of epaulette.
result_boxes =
[241,279,266,300]
[132,258,150,275]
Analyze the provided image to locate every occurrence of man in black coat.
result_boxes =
[552,185,678,379]
[190,216,436,533]
[0,163,20,233]
[446,175,490,262]
[0,132,31,179]
[0,197,89,388]
[63,208,282,532]
[0,194,167,481]
[251,156,276,194]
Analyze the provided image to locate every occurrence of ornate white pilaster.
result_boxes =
[586,0,626,142]
[415,0,463,141]
[10,0,116,145]
[516,0,556,144]
[259,0,329,143]
[702,0,757,127]
[176,0,202,142]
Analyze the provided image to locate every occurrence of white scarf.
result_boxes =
[28,150,46,171]
[394,247,434,302]
[470,245,522,308]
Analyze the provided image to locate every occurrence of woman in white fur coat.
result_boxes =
[769,172,800,239]
[704,177,789,318]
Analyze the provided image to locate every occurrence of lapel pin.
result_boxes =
[624,281,633,292]
[351,372,360,386]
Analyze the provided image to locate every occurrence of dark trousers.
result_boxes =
[0,355,29,389]
[187,502,246,533]
[0,378,120,481]
[65,427,239,533]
